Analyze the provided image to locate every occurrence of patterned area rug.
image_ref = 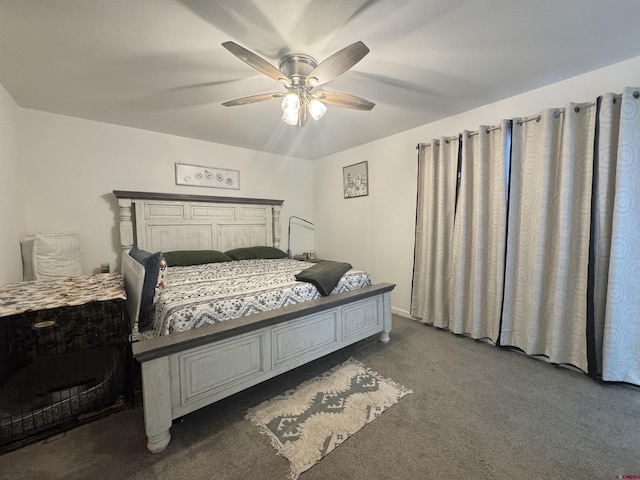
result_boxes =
[246,358,412,479]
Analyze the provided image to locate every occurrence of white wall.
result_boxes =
[20,111,314,275]
[0,84,26,285]
[314,54,640,317]
[7,53,640,301]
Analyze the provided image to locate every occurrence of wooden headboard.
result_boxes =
[113,191,283,335]
[113,191,283,254]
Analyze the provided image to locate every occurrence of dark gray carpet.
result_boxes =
[1,315,639,480]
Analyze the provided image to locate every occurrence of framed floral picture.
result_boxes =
[175,163,240,190]
[343,161,369,198]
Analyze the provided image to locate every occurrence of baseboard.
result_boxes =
[391,307,412,320]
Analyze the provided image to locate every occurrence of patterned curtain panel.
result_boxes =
[411,138,459,328]
[412,87,640,385]
[449,121,510,342]
[597,87,640,383]
[501,104,596,373]
[589,92,621,376]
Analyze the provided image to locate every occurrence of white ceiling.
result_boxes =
[2,0,640,160]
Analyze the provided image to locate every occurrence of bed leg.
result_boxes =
[147,430,172,454]
[141,357,173,453]
[379,291,392,343]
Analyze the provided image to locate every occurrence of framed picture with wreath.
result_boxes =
[343,161,369,199]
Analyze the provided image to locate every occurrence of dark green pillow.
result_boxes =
[225,246,287,261]
[163,250,232,267]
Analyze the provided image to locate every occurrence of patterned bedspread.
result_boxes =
[151,259,372,336]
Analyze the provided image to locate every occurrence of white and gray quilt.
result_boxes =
[151,259,372,336]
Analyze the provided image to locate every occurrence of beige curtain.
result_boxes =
[590,92,621,375]
[596,87,640,383]
[411,138,459,328]
[412,87,640,385]
[501,104,596,372]
[450,121,510,341]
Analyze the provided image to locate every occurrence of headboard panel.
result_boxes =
[113,190,283,254]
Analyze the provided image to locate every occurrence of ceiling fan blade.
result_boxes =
[222,41,290,86]
[222,92,283,107]
[315,91,375,110]
[307,41,370,87]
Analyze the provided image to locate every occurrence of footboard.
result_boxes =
[132,283,394,453]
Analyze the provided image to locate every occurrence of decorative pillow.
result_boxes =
[128,246,162,328]
[225,246,288,261]
[163,250,232,267]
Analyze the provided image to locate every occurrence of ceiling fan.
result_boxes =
[221,40,375,127]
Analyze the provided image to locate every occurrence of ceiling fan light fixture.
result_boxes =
[282,109,299,126]
[281,92,303,126]
[221,41,375,127]
[281,93,300,115]
[308,99,327,121]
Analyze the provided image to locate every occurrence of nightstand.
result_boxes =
[293,255,323,263]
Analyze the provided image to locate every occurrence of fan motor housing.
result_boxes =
[278,54,317,85]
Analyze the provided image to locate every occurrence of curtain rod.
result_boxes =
[467,125,502,138]
[515,102,596,126]
[418,99,598,148]
[416,125,501,148]
[416,135,460,149]
[516,111,559,126]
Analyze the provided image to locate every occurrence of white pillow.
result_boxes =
[21,232,82,281]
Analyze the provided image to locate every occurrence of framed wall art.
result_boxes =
[175,163,240,190]
[343,161,369,198]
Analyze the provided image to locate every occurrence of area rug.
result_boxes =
[245,358,412,479]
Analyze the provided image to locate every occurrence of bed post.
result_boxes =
[117,198,134,253]
[272,205,281,249]
[141,357,172,453]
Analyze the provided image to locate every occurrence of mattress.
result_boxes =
[150,259,372,337]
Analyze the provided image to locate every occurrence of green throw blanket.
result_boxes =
[295,260,352,296]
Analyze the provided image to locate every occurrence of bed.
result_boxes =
[113,190,395,453]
